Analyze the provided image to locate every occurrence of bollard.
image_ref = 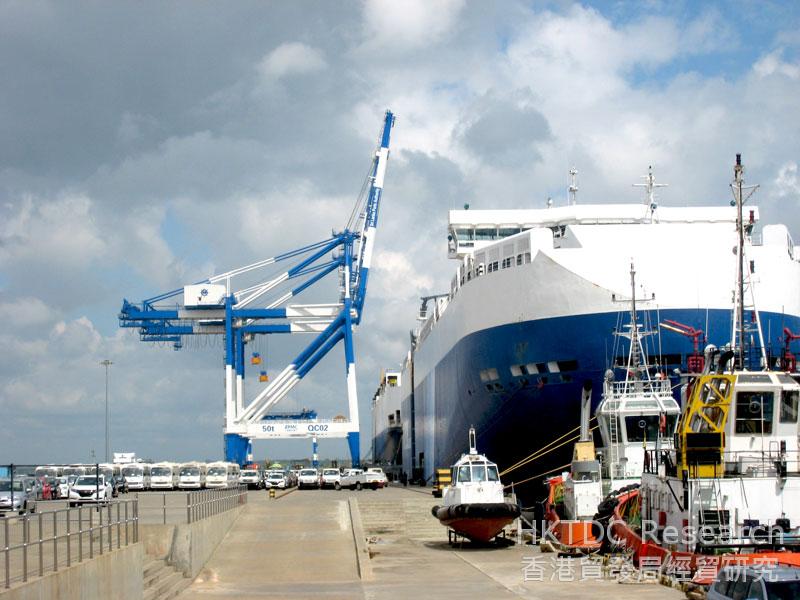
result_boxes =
[269,488,275,499]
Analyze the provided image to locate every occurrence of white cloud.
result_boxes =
[753,50,800,79]
[258,42,326,79]
[0,194,106,268]
[0,296,58,329]
[775,162,800,199]
[361,0,465,50]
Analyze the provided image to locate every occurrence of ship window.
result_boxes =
[735,391,774,434]
[485,384,493,392]
[536,363,548,373]
[488,261,499,272]
[510,365,522,377]
[516,254,523,266]
[456,228,474,241]
[486,465,499,482]
[524,252,531,263]
[457,465,471,483]
[557,360,579,372]
[780,390,799,423]
[625,415,661,442]
[472,465,486,481]
[479,368,499,382]
[501,257,513,269]
[498,228,521,237]
[475,228,496,240]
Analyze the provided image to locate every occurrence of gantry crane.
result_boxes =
[118,111,395,465]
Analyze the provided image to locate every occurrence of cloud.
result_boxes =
[775,162,800,199]
[0,194,106,268]
[361,0,465,50]
[754,49,800,79]
[258,42,326,79]
[457,91,551,166]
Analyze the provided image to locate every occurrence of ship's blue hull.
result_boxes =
[405,307,800,502]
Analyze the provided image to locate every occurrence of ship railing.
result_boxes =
[722,450,800,478]
[606,378,673,398]
[643,449,800,478]
[0,498,139,589]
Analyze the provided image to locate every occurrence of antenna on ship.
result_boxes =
[569,167,578,205]
[633,166,667,221]
[729,153,766,370]
[612,261,657,393]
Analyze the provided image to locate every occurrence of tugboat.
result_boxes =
[545,263,680,554]
[609,155,800,581]
[432,428,520,543]
[594,262,681,494]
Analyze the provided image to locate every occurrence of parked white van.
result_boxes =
[150,462,178,490]
[178,462,207,489]
[206,462,239,488]
[121,463,150,490]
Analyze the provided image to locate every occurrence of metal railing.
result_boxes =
[187,486,247,524]
[643,448,800,477]
[1,499,138,589]
[136,486,247,525]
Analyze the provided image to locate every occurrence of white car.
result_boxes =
[68,475,112,506]
[264,471,287,489]
[365,468,388,490]
[239,469,261,489]
[297,469,319,489]
[56,475,78,499]
[338,469,366,491]
[320,469,341,489]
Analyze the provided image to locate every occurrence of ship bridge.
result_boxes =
[447,204,750,259]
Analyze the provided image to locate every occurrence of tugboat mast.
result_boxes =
[730,153,764,369]
[734,154,746,369]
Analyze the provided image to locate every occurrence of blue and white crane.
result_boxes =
[119,111,395,465]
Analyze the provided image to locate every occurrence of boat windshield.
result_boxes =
[455,463,499,483]
[625,415,677,442]
[734,391,774,435]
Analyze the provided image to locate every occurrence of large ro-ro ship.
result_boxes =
[371,167,800,498]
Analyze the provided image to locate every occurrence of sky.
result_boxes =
[1,0,799,465]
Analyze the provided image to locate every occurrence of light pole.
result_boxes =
[100,359,113,463]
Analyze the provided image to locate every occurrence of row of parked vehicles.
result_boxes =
[298,467,388,490]
[122,461,242,490]
[0,471,127,513]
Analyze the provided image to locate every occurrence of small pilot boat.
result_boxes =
[431,428,520,543]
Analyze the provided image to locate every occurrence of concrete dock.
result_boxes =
[175,487,684,599]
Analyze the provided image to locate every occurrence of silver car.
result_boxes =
[0,479,37,514]
[708,564,800,600]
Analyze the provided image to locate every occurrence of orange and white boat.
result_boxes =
[432,428,520,543]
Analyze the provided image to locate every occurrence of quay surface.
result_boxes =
[175,486,683,599]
